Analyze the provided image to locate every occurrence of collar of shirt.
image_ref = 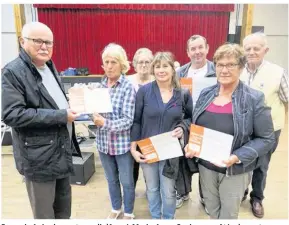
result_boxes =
[245,60,266,76]
[191,61,207,72]
[101,74,125,88]
[33,62,47,71]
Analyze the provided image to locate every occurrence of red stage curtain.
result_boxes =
[34,4,233,12]
[35,5,233,74]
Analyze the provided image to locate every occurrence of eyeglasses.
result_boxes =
[137,61,150,65]
[24,37,54,48]
[216,63,239,70]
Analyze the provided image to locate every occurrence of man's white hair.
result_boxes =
[21,22,52,38]
[243,32,268,48]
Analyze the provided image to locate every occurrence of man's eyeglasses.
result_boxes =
[24,37,54,48]
[216,63,239,70]
[137,61,150,65]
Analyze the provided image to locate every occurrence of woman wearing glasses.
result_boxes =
[185,43,275,219]
[127,48,155,92]
[127,48,155,188]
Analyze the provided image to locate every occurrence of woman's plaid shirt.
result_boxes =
[95,75,136,155]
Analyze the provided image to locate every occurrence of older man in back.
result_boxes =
[240,32,288,218]
[1,22,82,219]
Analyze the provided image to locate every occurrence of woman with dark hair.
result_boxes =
[130,52,193,219]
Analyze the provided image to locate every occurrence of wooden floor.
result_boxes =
[1,122,288,219]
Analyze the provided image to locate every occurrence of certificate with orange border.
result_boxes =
[180,78,193,94]
[188,124,233,167]
[68,87,113,113]
[137,132,183,163]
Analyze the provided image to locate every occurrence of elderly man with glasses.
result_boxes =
[1,22,82,219]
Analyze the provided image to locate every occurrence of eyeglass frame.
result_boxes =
[137,60,151,65]
[216,63,239,70]
[24,37,54,48]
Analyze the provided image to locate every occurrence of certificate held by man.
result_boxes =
[68,86,113,114]
[137,132,183,163]
[180,77,193,94]
[188,124,233,167]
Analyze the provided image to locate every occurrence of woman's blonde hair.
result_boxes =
[132,48,153,69]
[213,43,246,69]
[101,43,130,74]
[150,52,181,89]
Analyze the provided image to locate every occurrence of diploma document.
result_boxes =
[68,87,113,114]
[137,132,183,163]
[188,124,233,167]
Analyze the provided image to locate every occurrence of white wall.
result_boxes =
[24,4,38,23]
[1,4,19,68]
[252,4,288,70]
[229,4,242,34]
[229,4,288,70]
[1,4,38,68]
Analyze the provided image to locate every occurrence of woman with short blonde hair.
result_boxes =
[93,43,136,219]
[102,43,130,74]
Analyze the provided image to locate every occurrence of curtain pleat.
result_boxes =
[35,5,233,74]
